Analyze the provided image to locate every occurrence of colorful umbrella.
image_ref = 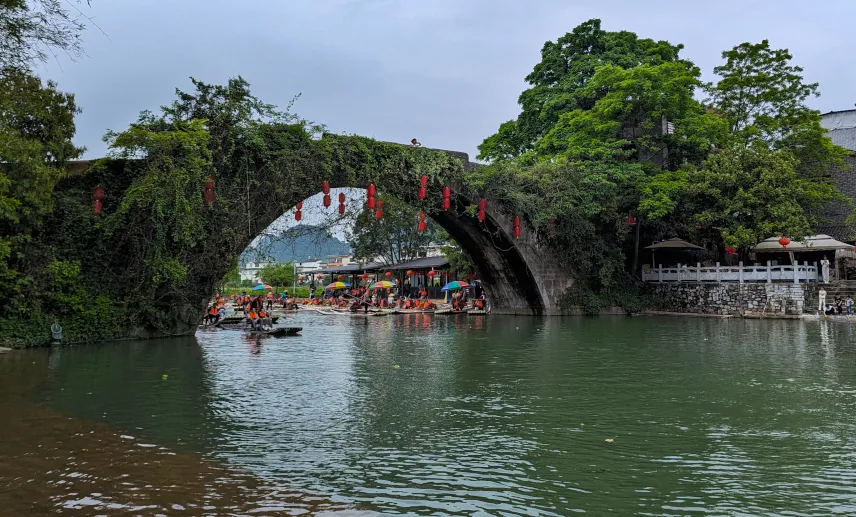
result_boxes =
[253,284,273,290]
[441,281,470,291]
[325,281,351,290]
[370,280,396,289]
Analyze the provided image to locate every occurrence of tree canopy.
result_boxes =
[258,262,295,289]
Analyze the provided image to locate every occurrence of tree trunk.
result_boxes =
[631,220,641,276]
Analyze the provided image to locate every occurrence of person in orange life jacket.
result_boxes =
[203,305,217,324]
[247,310,261,330]
[258,309,272,329]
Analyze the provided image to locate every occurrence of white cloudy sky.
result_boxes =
[43,0,856,162]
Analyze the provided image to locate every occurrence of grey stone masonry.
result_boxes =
[649,283,807,316]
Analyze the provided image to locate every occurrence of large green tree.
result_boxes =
[478,19,686,162]
[640,40,851,247]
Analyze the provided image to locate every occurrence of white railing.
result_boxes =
[642,261,820,284]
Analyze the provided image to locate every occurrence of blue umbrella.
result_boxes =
[441,281,470,291]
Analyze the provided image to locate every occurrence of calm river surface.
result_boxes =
[2,314,856,516]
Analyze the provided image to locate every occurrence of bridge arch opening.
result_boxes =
[235,182,547,316]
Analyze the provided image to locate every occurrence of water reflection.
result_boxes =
[1,315,856,515]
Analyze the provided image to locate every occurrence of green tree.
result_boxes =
[0,67,82,309]
[0,0,90,68]
[258,262,294,289]
[686,144,846,248]
[707,40,846,178]
[347,197,439,265]
[478,19,686,162]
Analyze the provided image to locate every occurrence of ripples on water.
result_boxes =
[2,315,856,515]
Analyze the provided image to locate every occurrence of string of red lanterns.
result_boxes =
[442,186,451,211]
[338,192,345,215]
[513,216,521,239]
[375,198,384,219]
[477,199,486,222]
[322,181,331,209]
[295,201,303,222]
[418,211,426,232]
[92,186,104,216]
[367,183,376,210]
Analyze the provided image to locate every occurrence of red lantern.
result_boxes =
[375,209,383,219]
[407,270,414,277]
[91,186,105,216]
[338,203,346,215]
[442,198,450,211]
[361,273,369,280]
[420,175,428,187]
[418,220,426,232]
[323,194,331,208]
[779,236,791,248]
[385,271,392,278]
[298,275,304,281]
[725,247,737,255]
[338,274,344,281]
[296,201,303,210]
[338,192,345,203]
[513,216,520,228]
[203,177,215,208]
[322,181,330,195]
[627,216,637,226]
[316,275,323,281]
[367,184,376,197]
[418,187,427,200]
[428,270,436,278]
[442,186,450,199]
[514,226,521,239]
[367,196,376,210]
[295,209,302,222]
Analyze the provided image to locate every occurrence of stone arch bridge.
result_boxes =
[64,134,573,336]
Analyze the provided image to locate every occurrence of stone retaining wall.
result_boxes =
[648,283,807,316]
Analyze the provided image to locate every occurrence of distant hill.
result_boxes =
[241,225,351,264]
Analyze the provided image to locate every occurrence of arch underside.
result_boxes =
[196,137,558,323]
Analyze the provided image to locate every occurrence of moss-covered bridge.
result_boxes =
[56,135,572,339]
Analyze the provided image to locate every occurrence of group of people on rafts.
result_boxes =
[202,281,488,328]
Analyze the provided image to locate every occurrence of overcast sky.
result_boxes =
[39,0,855,161]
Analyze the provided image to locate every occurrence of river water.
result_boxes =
[2,314,856,516]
